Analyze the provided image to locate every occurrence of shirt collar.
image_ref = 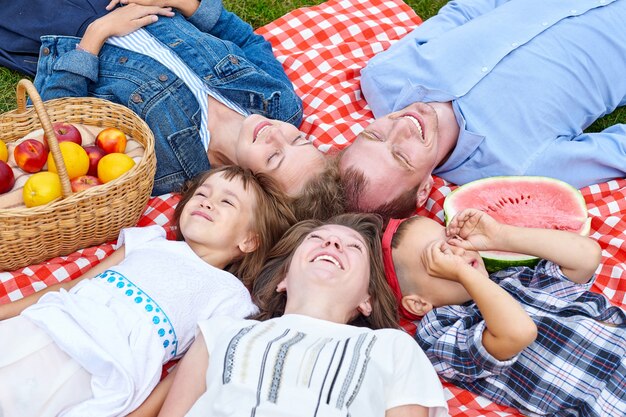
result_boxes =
[434,99,485,174]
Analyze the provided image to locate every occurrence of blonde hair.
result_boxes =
[290,155,346,221]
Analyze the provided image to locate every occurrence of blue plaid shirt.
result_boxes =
[416,260,626,417]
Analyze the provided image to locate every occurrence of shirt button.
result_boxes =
[131,94,143,103]
[158,74,168,82]
[599,0,605,4]
[570,9,577,13]
[42,47,50,56]
[542,21,548,26]
[481,66,488,72]
[229,56,239,65]
[119,56,128,64]
[511,42,518,47]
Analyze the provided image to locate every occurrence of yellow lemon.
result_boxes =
[97,153,136,183]
[23,171,62,207]
[0,139,7,162]
[47,142,89,180]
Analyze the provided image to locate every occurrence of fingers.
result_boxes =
[106,0,122,10]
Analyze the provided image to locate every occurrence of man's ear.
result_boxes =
[238,233,259,254]
[401,294,433,317]
[415,176,434,208]
[357,296,372,317]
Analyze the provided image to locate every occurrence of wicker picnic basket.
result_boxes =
[0,79,156,271]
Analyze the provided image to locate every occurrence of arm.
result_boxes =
[78,4,174,55]
[36,4,174,102]
[127,367,178,417]
[158,335,209,417]
[106,0,200,18]
[386,0,512,47]
[447,209,601,284]
[386,405,428,417]
[423,241,537,360]
[0,246,126,320]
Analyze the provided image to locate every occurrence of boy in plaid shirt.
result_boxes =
[382,209,625,417]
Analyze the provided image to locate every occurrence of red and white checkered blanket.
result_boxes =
[1,1,624,416]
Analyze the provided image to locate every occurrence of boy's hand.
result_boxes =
[107,0,200,18]
[421,241,475,282]
[446,209,503,251]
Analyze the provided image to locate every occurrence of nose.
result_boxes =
[200,198,213,210]
[322,235,343,251]
[264,128,287,146]
[389,119,413,144]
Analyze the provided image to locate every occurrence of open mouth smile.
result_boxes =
[253,122,273,143]
[400,113,424,140]
[311,254,343,269]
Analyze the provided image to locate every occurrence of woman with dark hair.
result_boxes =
[158,213,449,417]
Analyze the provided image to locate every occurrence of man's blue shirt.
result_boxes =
[361,0,626,188]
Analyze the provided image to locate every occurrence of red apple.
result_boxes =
[44,122,82,146]
[96,127,127,154]
[70,174,103,192]
[0,160,15,194]
[14,139,49,173]
[83,145,107,177]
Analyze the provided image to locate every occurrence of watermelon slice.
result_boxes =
[443,176,590,272]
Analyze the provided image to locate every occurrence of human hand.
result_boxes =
[421,240,473,282]
[107,0,200,17]
[81,3,174,54]
[446,209,503,251]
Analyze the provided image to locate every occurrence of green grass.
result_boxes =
[1,0,623,131]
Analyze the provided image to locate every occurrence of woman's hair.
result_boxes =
[173,166,297,287]
[251,212,399,329]
[290,155,346,221]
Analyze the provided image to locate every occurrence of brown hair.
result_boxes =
[251,213,399,329]
[290,155,345,221]
[173,166,297,287]
[390,215,423,294]
[341,166,418,223]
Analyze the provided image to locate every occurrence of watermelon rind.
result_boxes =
[443,176,589,272]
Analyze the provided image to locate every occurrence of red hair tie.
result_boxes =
[382,218,422,321]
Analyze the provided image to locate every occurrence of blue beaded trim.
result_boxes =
[97,270,178,359]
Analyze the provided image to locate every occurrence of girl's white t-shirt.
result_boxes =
[186,314,449,417]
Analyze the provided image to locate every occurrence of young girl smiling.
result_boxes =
[0,166,296,417]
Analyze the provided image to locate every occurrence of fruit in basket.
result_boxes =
[14,139,49,173]
[47,142,90,180]
[71,174,103,192]
[96,127,127,154]
[0,139,7,162]
[98,153,135,183]
[83,145,107,177]
[23,171,62,207]
[44,122,82,146]
[0,160,15,194]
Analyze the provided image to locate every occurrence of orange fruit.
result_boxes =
[0,139,7,162]
[47,142,89,180]
[23,171,62,207]
[97,153,135,183]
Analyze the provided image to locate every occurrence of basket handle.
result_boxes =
[16,79,73,199]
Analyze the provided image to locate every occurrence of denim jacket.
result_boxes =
[33,0,303,195]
